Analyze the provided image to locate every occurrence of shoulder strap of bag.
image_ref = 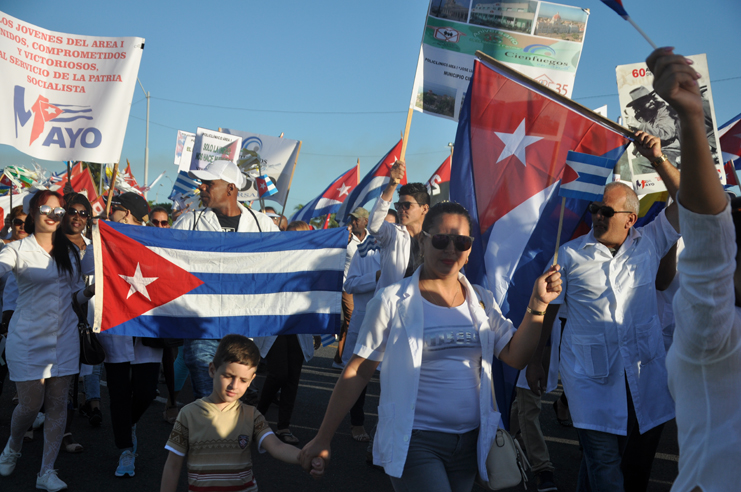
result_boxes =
[244,207,262,232]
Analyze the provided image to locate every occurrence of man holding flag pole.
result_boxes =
[527,131,681,492]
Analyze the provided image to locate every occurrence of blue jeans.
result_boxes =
[83,364,102,401]
[173,346,188,392]
[576,386,665,492]
[183,339,219,400]
[388,428,478,492]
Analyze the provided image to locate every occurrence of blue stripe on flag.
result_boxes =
[576,173,610,186]
[103,313,342,338]
[188,271,343,295]
[107,222,348,253]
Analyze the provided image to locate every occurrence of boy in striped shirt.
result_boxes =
[160,334,324,491]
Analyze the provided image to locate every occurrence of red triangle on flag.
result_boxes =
[98,221,204,331]
[39,100,64,122]
[562,163,580,185]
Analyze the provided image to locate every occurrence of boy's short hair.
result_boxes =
[212,334,261,370]
[398,182,430,206]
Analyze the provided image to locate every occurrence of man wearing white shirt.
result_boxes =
[527,134,681,492]
[173,160,278,401]
[334,207,370,367]
[367,160,429,292]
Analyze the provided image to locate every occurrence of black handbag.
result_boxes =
[72,292,106,366]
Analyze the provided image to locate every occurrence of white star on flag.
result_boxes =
[45,106,57,115]
[337,182,351,197]
[494,119,543,166]
[119,263,158,301]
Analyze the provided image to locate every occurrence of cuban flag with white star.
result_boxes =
[290,165,359,223]
[92,220,346,338]
[451,57,629,428]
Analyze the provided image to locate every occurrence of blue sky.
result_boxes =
[0,0,739,210]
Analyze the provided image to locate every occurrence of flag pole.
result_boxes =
[279,140,302,220]
[625,16,658,50]
[400,107,414,162]
[105,162,119,217]
[99,163,105,197]
[66,161,72,186]
[552,197,567,266]
[475,52,636,141]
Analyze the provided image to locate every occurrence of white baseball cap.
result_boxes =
[189,160,246,189]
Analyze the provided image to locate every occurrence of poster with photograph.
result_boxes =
[616,54,724,194]
[189,127,241,171]
[411,0,590,121]
[0,10,144,163]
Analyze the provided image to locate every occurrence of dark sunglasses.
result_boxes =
[151,219,169,226]
[423,231,474,251]
[66,208,90,218]
[588,203,633,218]
[394,201,419,211]
[38,205,65,221]
[12,218,24,227]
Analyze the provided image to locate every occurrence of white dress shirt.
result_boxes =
[368,197,412,292]
[343,243,380,365]
[667,200,741,492]
[355,268,515,480]
[0,235,94,381]
[552,209,680,435]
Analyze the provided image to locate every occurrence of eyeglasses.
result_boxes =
[394,201,419,211]
[588,203,633,218]
[12,218,24,227]
[66,209,90,218]
[422,231,474,251]
[38,205,66,221]
[151,219,169,227]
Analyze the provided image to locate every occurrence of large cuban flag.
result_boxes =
[451,56,629,427]
[92,220,347,338]
[336,139,406,225]
[291,165,359,223]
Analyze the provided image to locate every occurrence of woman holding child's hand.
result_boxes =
[299,202,561,491]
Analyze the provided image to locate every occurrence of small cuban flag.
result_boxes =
[256,175,278,198]
[559,150,614,202]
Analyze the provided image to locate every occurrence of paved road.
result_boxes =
[0,345,678,491]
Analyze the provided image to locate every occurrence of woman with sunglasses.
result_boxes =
[301,202,562,491]
[57,193,96,454]
[0,190,94,491]
[2,206,28,245]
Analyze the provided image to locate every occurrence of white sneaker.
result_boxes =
[32,412,45,430]
[0,443,21,476]
[36,469,68,491]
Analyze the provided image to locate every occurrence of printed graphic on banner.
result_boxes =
[0,10,145,163]
[411,0,590,121]
[221,129,301,205]
[190,128,242,171]
[616,53,724,193]
[174,130,194,166]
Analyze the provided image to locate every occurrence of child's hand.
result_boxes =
[309,457,325,479]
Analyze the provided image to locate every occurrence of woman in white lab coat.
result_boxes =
[0,190,94,491]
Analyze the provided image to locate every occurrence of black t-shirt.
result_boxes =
[213,211,240,232]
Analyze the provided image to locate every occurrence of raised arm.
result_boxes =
[646,48,725,214]
[368,160,404,236]
[498,265,561,370]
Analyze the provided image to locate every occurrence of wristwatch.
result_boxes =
[652,154,669,167]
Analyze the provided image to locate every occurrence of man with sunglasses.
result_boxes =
[526,132,681,492]
[110,192,150,226]
[367,160,430,292]
[149,207,171,228]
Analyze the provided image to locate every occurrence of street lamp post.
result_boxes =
[137,78,150,199]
